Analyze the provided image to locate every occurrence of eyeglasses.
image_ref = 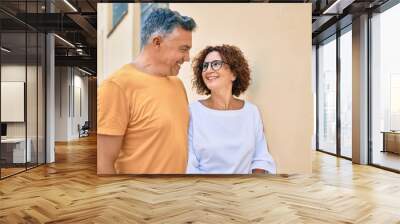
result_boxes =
[202,60,227,72]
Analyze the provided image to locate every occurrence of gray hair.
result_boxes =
[141,8,196,47]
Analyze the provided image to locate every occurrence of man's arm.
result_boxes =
[97,134,124,174]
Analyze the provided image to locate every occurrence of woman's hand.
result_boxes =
[252,169,266,174]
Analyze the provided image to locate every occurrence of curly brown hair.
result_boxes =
[192,45,251,97]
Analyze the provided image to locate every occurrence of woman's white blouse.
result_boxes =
[186,100,276,174]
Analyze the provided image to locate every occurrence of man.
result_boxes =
[97,8,196,174]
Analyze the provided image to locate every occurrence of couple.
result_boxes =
[97,8,276,175]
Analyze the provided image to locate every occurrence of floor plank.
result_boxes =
[0,135,399,223]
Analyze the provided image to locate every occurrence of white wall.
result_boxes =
[76,74,89,123]
[72,73,89,138]
[1,65,38,138]
[1,82,25,122]
[1,66,25,127]
[55,67,68,141]
[1,63,46,164]
[54,67,89,141]
[1,65,27,143]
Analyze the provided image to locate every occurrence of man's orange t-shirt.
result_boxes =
[97,64,189,174]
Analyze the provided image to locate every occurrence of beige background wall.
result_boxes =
[97,4,141,83]
[170,3,313,174]
[97,3,313,174]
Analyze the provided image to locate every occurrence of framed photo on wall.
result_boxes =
[111,3,128,30]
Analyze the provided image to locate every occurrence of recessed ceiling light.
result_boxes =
[1,47,11,53]
[54,34,75,48]
[78,67,93,76]
[63,0,78,12]
[323,0,354,15]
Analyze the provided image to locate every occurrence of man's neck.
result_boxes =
[132,52,167,77]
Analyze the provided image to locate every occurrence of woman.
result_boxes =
[186,45,276,174]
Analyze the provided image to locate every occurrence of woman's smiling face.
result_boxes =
[201,51,236,92]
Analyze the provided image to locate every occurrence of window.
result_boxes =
[316,25,353,159]
[317,36,337,155]
[371,3,400,171]
[0,1,46,179]
[339,27,352,158]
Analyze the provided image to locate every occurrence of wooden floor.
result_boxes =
[373,150,400,171]
[0,135,400,223]
[1,163,46,178]
[0,167,26,178]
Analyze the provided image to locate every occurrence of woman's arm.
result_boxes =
[186,115,201,174]
[251,107,277,174]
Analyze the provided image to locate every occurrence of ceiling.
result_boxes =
[0,0,395,75]
[0,0,97,75]
[311,0,390,44]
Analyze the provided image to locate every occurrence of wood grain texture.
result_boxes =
[0,135,399,223]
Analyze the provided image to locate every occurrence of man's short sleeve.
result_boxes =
[97,80,129,136]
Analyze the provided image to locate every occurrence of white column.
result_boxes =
[352,14,369,164]
[46,32,55,163]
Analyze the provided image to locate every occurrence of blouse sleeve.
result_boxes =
[251,107,277,174]
[186,113,202,174]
